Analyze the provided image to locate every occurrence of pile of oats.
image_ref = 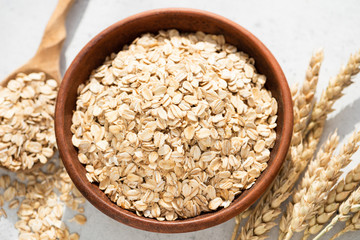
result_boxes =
[0,72,58,171]
[0,161,86,240]
[71,29,277,220]
[0,71,86,238]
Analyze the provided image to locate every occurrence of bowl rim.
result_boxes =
[55,7,293,233]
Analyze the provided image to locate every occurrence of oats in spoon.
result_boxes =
[0,72,58,171]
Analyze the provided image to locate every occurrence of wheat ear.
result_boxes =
[302,132,360,239]
[286,130,360,239]
[283,131,341,240]
[236,50,323,240]
[279,50,360,240]
[306,50,360,135]
[314,185,360,240]
[279,131,339,240]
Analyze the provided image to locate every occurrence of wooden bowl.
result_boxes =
[55,8,293,233]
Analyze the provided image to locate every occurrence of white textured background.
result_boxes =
[1,0,360,239]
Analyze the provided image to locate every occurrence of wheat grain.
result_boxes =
[237,50,323,240]
[279,50,360,240]
[314,185,360,240]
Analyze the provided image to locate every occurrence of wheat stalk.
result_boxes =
[302,132,360,240]
[231,215,242,240]
[279,50,360,240]
[236,50,323,240]
[314,185,360,240]
[330,211,360,240]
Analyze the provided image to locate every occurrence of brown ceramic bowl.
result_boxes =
[55,8,293,233]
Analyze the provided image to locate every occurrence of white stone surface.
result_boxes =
[1,0,360,239]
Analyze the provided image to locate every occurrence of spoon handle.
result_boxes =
[29,0,75,81]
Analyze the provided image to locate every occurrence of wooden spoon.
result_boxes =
[0,0,74,171]
[1,0,74,86]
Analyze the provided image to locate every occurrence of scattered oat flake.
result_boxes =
[69,233,80,240]
[70,214,87,225]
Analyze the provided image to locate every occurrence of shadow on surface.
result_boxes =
[60,0,90,76]
[321,95,360,143]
